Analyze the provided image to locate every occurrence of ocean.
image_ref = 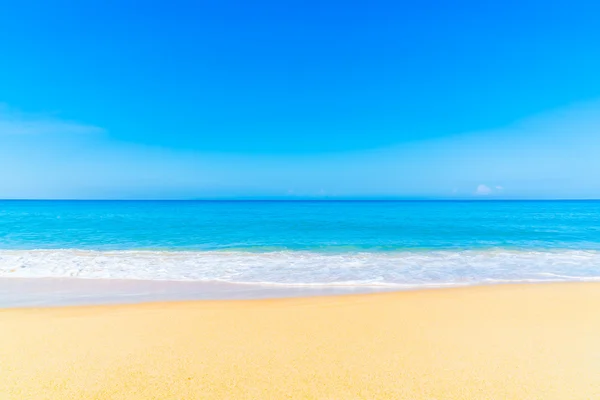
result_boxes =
[1,200,600,289]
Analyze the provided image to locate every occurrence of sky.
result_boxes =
[1,0,600,199]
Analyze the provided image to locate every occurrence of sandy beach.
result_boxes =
[1,282,600,399]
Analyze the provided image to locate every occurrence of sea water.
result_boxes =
[1,200,600,288]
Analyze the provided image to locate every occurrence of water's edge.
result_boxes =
[0,277,397,308]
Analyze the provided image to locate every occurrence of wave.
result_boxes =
[1,249,600,287]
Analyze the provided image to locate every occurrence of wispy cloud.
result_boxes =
[474,184,505,196]
[0,104,103,135]
[474,184,492,195]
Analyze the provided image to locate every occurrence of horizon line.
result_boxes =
[2,198,600,202]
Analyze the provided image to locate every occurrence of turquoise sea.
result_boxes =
[1,200,600,288]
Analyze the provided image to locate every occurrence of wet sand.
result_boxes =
[0,277,393,307]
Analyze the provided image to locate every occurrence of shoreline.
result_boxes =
[3,248,600,298]
[2,282,600,398]
[0,276,399,308]
[3,275,597,308]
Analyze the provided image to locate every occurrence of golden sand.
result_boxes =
[1,283,600,399]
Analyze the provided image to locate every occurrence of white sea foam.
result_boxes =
[2,249,600,288]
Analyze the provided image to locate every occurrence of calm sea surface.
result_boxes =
[1,200,600,288]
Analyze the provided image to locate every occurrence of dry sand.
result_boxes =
[1,283,600,399]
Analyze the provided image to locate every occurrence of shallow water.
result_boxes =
[1,200,600,296]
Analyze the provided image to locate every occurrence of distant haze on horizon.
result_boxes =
[1,1,600,200]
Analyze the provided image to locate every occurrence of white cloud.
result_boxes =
[0,104,103,135]
[475,184,492,195]
[495,185,504,190]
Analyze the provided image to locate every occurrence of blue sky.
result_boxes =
[1,0,599,199]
